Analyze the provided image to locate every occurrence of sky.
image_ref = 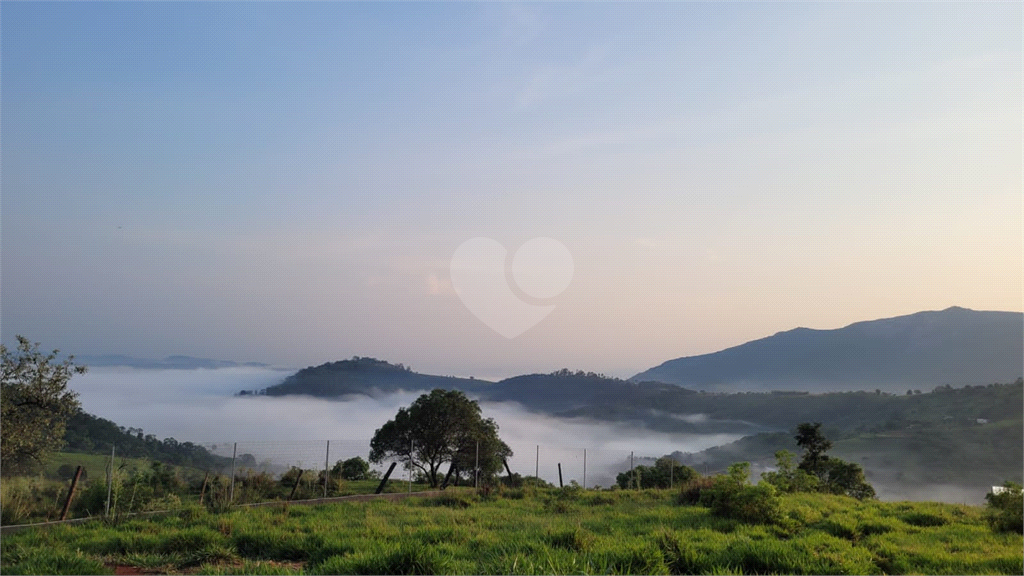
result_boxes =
[2,2,1021,379]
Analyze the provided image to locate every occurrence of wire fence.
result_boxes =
[191,439,719,494]
[3,439,727,528]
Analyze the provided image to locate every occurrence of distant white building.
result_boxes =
[992,485,1008,495]
[976,418,989,424]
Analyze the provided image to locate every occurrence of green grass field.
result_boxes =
[2,488,1020,575]
[44,452,198,480]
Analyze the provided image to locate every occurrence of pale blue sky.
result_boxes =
[2,2,1021,378]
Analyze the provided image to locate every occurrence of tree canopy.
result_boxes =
[1,336,86,475]
[792,422,875,499]
[369,389,512,488]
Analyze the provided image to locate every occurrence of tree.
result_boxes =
[985,481,1023,534]
[795,422,832,479]
[369,389,512,488]
[1,336,86,475]
[615,457,696,489]
[334,456,371,481]
[761,450,819,493]
[793,422,875,500]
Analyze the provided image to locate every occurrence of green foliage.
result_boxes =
[0,476,66,524]
[1,337,86,475]
[985,481,1023,534]
[616,457,697,489]
[792,422,876,499]
[2,490,1022,575]
[677,475,716,505]
[62,410,231,470]
[817,458,876,500]
[761,450,819,494]
[697,462,783,524]
[369,389,512,488]
[333,456,372,480]
[795,422,833,477]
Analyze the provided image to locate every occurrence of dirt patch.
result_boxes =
[109,565,147,575]
[178,560,305,574]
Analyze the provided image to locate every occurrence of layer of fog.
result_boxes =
[70,367,744,487]
[69,367,992,500]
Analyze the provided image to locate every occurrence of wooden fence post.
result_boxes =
[59,466,83,521]
[199,472,210,506]
[375,462,398,494]
[288,469,304,501]
[557,463,563,488]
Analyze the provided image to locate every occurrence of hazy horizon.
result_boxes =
[3,2,1021,380]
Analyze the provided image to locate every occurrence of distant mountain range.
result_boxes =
[256,307,1022,402]
[76,354,271,370]
[631,307,1023,393]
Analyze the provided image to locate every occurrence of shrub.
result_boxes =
[677,476,715,505]
[616,457,697,489]
[56,464,86,482]
[985,481,1023,534]
[697,463,782,524]
[332,456,372,481]
[761,450,819,494]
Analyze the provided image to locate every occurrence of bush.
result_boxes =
[616,457,697,489]
[55,464,86,482]
[761,450,818,494]
[677,476,715,505]
[332,457,372,481]
[985,481,1023,534]
[697,463,782,524]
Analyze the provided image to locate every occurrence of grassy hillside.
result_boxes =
[2,488,1020,575]
[44,452,204,482]
[674,419,1024,503]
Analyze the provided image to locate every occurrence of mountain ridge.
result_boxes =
[631,307,1023,392]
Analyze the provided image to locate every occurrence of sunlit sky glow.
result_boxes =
[2,2,1021,379]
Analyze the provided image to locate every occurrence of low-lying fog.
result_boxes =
[70,367,987,501]
[71,366,742,488]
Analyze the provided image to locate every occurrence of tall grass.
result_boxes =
[1,488,1021,575]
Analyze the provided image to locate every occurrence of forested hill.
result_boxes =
[632,307,1023,393]
[63,410,231,470]
[259,357,490,398]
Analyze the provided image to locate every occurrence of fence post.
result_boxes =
[630,451,635,490]
[324,440,330,498]
[475,441,479,489]
[670,462,673,489]
[199,471,210,506]
[229,442,237,504]
[583,449,587,490]
[557,463,563,488]
[288,469,304,501]
[105,444,115,517]
[535,445,539,481]
[409,439,413,494]
[376,462,397,494]
[59,466,83,521]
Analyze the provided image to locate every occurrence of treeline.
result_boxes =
[63,410,230,470]
[560,378,1024,434]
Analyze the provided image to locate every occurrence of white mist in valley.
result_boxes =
[70,366,744,486]
[69,367,986,499]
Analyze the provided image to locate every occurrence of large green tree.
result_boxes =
[793,422,875,499]
[1,336,86,475]
[795,422,832,478]
[369,389,512,488]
